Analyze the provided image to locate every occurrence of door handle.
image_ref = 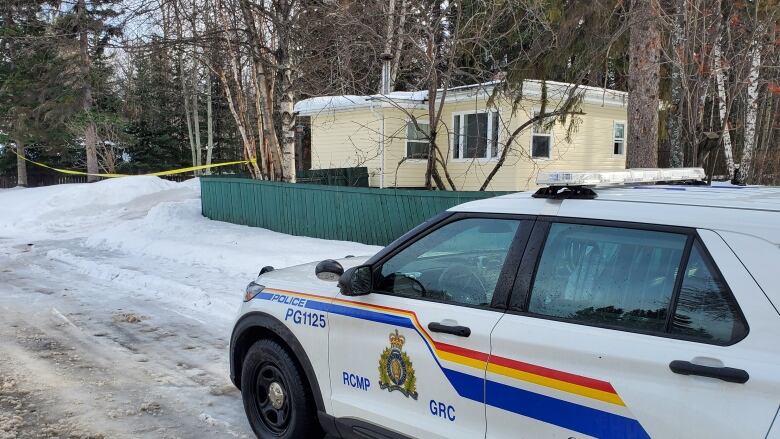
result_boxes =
[428,322,471,337]
[669,360,749,384]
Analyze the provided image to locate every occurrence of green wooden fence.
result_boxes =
[200,177,510,246]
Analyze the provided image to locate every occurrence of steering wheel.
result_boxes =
[437,264,489,305]
[392,273,427,297]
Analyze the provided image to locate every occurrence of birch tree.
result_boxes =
[205,68,215,172]
[739,45,762,182]
[713,41,735,177]
[713,0,778,183]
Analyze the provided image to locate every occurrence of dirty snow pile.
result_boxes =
[0,177,379,318]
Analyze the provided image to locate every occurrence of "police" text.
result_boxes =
[270,294,307,307]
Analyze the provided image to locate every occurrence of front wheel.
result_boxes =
[241,339,322,439]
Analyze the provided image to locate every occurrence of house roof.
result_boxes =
[293,91,427,115]
[294,80,628,116]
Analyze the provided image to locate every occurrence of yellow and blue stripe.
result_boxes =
[257,288,650,439]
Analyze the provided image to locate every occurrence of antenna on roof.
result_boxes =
[533,168,707,199]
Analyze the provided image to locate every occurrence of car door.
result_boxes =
[327,214,532,439]
[486,219,780,439]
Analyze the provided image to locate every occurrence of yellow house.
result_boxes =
[294,81,628,191]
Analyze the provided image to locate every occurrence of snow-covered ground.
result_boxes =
[0,177,379,438]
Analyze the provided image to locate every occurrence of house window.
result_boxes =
[453,111,500,159]
[613,121,626,155]
[406,121,430,159]
[531,112,552,159]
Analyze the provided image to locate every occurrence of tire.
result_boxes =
[241,339,322,439]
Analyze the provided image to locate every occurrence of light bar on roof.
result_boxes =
[537,168,706,187]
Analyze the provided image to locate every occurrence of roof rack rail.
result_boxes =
[533,168,706,199]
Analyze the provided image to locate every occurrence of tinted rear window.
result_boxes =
[528,223,686,332]
[527,222,748,344]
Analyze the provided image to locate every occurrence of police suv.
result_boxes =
[230,168,780,439]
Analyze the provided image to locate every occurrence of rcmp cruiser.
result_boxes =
[230,168,780,439]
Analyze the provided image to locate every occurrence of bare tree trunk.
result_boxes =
[390,0,407,87]
[224,54,261,178]
[279,65,297,182]
[250,60,281,178]
[739,45,761,182]
[180,56,196,170]
[76,0,99,182]
[382,0,397,93]
[211,0,261,179]
[250,63,270,178]
[424,77,438,189]
[714,41,735,178]
[423,3,441,190]
[217,70,259,178]
[175,1,197,173]
[15,140,27,187]
[203,0,214,174]
[667,0,685,167]
[277,1,297,183]
[190,6,202,175]
[752,92,773,183]
[192,61,202,174]
[627,0,661,168]
[236,0,283,180]
[383,0,396,56]
[205,72,214,173]
[84,122,99,178]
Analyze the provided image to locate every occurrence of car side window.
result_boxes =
[670,242,747,343]
[376,218,521,307]
[528,223,687,332]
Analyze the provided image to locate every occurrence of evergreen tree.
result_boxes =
[0,0,77,185]
[54,0,122,180]
[121,39,242,174]
[122,40,190,173]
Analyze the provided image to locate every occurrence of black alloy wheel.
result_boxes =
[241,339,322,439]
[252,363,291,433]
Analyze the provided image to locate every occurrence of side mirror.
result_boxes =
[259,266,275,276]
[338,265,372,296]
[315,259,344,281]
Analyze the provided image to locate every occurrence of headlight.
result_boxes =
[244,282,266,302]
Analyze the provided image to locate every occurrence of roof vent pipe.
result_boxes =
[378,53,393,189]
[380,53,393,95]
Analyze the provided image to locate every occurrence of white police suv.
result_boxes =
[230,168,780,439]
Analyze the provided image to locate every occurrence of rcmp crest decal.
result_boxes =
[378,330,418,400]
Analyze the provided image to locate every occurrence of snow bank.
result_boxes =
[0,176,379,278]
[85,197,377,278]
[0,176,184,238]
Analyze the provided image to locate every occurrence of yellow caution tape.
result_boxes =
[10,148,255,178]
